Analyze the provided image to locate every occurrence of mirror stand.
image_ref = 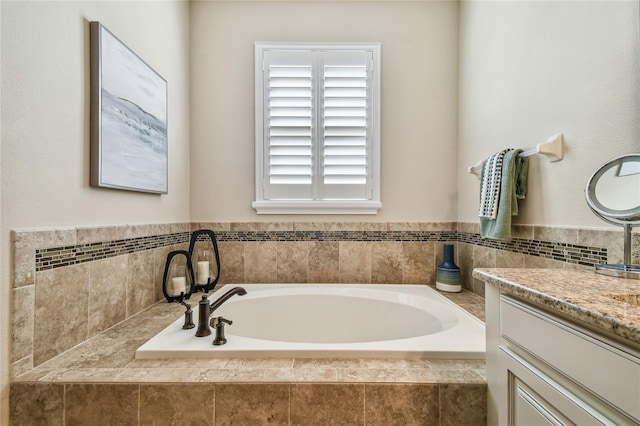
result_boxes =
[595,224,640,279]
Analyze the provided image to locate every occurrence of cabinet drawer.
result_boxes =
[500,296,640,420]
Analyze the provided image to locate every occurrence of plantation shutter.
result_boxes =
[263,50,314,200]
[320,51,373,200]
[259,47,377,204]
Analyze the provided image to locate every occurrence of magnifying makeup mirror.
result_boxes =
[585,153,640,279]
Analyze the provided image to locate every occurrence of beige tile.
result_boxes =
[40,335,146,369]
[218,241,244,285]
[365,384,439,426]
[117,223,156,239]
[472,245,496,269]
[339,241,371,283]
[327,222,386,231]
[117,368,198,383]
[408,369,486,385]
[371,241,403,284]
[41,368,129,383]
[456,242,474,291]
[293,222,326,231]
[231,222,262,232]
[140,384,215,424]
[388,222,421,231]
[458,222,480,234]
[495,249,526,268]
[76,225,119,245]
[263,222,294,231]
[65,384,139,425]
[472,278,487,297]
[426,359,485,370]
[10,383,64,425]
[225,358,294,369]
[245,242,277,283]
[524,254,565,269]
[12,363,51,382]
[13,228,77,288]
[402,242,433,284]
[126,357,229,369]
[12,285,34,363]
[308,241,339,283]
[192,222,230,232]
[578,228,624,264]
[534,225,578,244]
[439,383,487,426]
[170,222,192,233]
[127,250,156,317]
[459,303,486,321]
[277,241,308,283]
[336,368,412,382]
[190,368,267,382]
[89,256,128,336]
[11,355,34,379]
[263,368,338,382]
[294,358,363,369]
[34,264,90,366]
[291,384,365,425]
[420,222,457,232]
[437,288,483,305]
[511,224,533,240]
[216,384,289,426]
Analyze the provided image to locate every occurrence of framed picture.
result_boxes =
[90,22,168,194]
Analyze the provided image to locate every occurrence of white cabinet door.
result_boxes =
[501,347,611,425]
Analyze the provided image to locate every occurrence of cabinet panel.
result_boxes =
[501,346,616,425]
[512,377,568,426]
[500,296,640,420]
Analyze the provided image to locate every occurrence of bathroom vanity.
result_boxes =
[475,268,640,426]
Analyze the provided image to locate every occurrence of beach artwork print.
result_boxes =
[90,22,168,194]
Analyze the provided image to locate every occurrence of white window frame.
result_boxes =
[252,42,381,215]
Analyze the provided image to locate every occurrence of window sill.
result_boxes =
[252,200,382,215]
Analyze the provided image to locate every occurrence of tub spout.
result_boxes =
[195,287,247,337]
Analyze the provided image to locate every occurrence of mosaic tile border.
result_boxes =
[215,230,458,242]
[33,229,609,272]
[35,232,190,272]
[458,232,608,266]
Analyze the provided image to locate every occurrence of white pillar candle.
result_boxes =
[197,261,210,284]
[171,276,186,295]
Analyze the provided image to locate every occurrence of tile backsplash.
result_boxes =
[10,221,636,377]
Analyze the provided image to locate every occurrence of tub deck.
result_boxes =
[11,286,487,424]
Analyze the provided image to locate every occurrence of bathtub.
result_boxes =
[135,284,485,359]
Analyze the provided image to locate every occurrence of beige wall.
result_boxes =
[457,0,640,228]
[189,1,460,223]
[0,1,191,422]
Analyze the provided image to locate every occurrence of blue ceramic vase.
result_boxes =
[436,244,461,292]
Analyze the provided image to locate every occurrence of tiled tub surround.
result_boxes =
[11,289,488,426]
[10,221,636,377]
[10,222,635,425]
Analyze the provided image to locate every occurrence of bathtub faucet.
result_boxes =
[195,287,247,337]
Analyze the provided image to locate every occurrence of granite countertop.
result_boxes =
[473,268,640,348]
[14,287,486,385]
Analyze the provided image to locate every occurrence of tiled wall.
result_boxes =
[11,382,487,425]
[11,223,192,377]
[10,221,637,377]
[456,222,639,297]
